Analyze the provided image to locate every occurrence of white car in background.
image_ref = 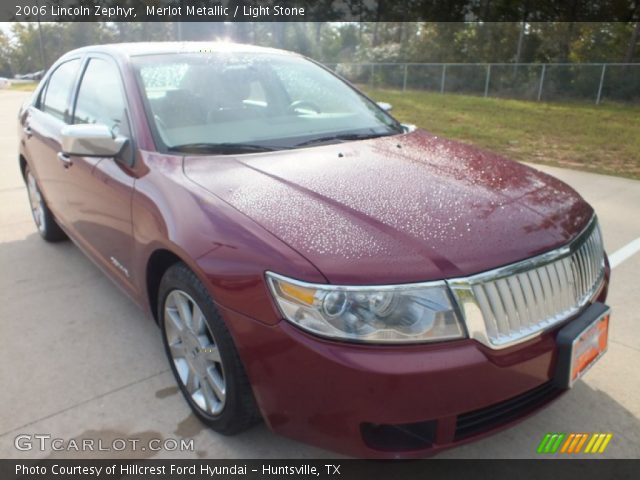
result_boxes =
[0,77,11,89]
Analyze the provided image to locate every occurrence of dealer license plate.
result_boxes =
[567,309,610,387]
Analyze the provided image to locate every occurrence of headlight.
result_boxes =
[266,272,466,343]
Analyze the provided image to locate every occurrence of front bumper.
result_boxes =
[218,281,608,459]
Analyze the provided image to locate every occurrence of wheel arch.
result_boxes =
[19,154,27,181]
[145,248,186,323]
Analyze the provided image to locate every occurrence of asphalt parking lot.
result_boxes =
[0,90,638,459]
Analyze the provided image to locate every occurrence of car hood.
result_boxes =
[183,130,593,284]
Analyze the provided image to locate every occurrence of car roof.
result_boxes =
[64,42,299,61]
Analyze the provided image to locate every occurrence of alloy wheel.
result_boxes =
[26,171,46,234]
[164,290,227,416]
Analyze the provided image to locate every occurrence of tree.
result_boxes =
[0,30,12,76]
[624,22,639,62]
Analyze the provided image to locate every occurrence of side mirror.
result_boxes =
[377,102,392,112]
[61,124,127,157]
[401,123,417,133]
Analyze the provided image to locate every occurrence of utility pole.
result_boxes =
[514,2,529,75]
[514,20,526,75]
[515,21,525,64]
[35,0,47,70]
[176,0,184,40]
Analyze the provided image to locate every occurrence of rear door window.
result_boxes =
[40,59,81,122]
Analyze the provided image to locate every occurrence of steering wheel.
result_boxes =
[288,100,322,114]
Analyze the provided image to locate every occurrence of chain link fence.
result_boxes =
[326,63,640,105]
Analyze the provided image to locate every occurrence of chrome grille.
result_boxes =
[449,217,605,349]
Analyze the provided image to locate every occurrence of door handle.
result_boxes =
[57,152,72,168]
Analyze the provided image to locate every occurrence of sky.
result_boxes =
[0,22,13,37]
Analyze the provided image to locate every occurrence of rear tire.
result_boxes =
[158,262,261,435]
[25,166,67,242]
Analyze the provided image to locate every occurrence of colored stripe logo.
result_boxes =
[537,433,613,454]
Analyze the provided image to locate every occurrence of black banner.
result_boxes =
[3,0,640,23]
[1,459,638,480]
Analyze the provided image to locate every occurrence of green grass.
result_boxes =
[8,82,37,92]
[364,88,640,180]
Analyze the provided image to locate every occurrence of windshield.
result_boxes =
[132,51,402,154]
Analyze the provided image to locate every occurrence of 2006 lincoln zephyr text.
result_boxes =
[18,42,611,458]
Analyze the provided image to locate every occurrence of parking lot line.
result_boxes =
[609,237,640,269]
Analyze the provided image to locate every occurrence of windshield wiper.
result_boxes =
[294,132,396,148]
[167,142,280,154]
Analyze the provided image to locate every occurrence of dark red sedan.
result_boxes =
[18,42,611,458]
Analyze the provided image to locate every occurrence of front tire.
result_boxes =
[25,166,67,242]
[158,263,261,435]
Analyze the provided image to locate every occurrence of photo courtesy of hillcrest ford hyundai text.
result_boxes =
[18,41,611,458]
